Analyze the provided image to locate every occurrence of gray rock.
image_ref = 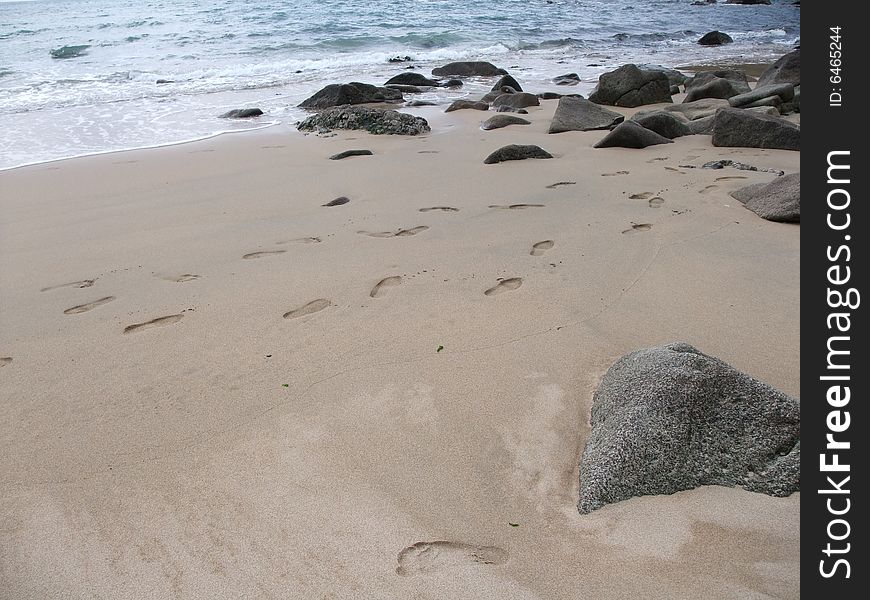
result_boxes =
[329,149,373,160]
[745,106,781,116]
[698,31,733,45]
[431,61,507,77]
[385,84,423,94]
[684,77,743,102]
[670,84,681,95]
[725,0,772,4]
[712,107,799,150]
[481,114,531,131]
[594,121,674,149]
[297,106,430,136]
[687,114,715,134]
[445,99,489,113]
[323,196,350,207]
[483,144,553,164]
[780,85,800,114]
[548,96,624,134]
[728,83,795,107]
[492,74,523,92]
[745,96,782,110]
[636,65,688,87]
[577,342,800,514]
[220,108,264,119]
[538,92,567,100]
[630,111,692,139]
[686,70,751,94]
[758,49,800,87]
[405,100,438,107]
[492,92,540,110]
[442,79,464,88]
[495,106,528,114]
[481,86,517,104]
[589,64,672,107]
[660,97,730,120]
[385,72,440,87]
[731,172,800,222]
[299,82,403,109]
[553,73,581,86]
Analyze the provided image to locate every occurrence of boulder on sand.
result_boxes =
[731,172,800,222]
[483,144,553,164]
[577,342,800,514]
[445,99,489,112]
[757,49,800,87]
[481,114,531,131]
[728,83,795,107]
[712,107,799,150]
[297,106,430,136]
[492,74,523,92]
[431,61,507,77]
[384,72,440,87]
[685,70,751,94]
[299,82,403,109]
[492,92,540,110]
[593,121,673,149]
[588,64,672,108]
[548,96,624,134]
[630,111,692,139]
[684,77,744,102]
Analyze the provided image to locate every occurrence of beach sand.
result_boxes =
[0,98,799,598]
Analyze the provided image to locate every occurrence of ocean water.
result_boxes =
[0,0,800,169]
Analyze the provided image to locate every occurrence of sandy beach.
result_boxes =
[0,92,799,598]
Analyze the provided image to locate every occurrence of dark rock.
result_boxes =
[495,106,529,114]
[725,0,772,4]
[670,84,680,95]
[630,111,692,139]
[298,82,403,109]
[405,100,438,107]
[220,108,264,119]
[442,79,464,88]
[588,64,672,108]
[731,172,800,222]
[492,92,540,110]
[594,121,674,148]
[492,74,523,92]
[636,65,689,87]
[745,105,781,116]
[660,97,730,120]
[156,79,174,84]
[757,49,800,87]
[744,96,782,110]
[483,144,553,164]
[385,72,440,87]
[323,197,350,206]
[297,106,430,136]
[780,85,800,114]
[553,73,581,86]
[691,0,717,4]
[385,84,423,94]
[548,96,624,134]
[686,70,750,94]
[431,61,507,77]
[481,87,517,104]
[481,114,532,131]
[538,92,565,100]
[577,342,800,514]
[388,55,412,63]
[701,159,784,175]
[712,107,799,150]
[445,99,489,113]
[684,77,743,102]
[728,83,795,107]
[698,31,733,45]
[329,149,374,160]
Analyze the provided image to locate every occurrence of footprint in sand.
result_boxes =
[419,206,459,212]
[40,279,95,292]
[649,197,665,208]
[283,299,331,320]
[360,226,429,238]
[396,541,509,576]
[715,176,749,181]
[278,237,321,244]
[698,185,719,194]
[664,166,685,173]
[159,274,200,282]
[622,223,652,234]
[484,277,523,296]
[123,314,183,334]
[646,157,668,163]
[0,357,12,367]
[64,296,116,315]
[488,204,545,210]
[601,171,629,177]
[418,150,440,154]
[629,192,653,200]
[370,276,402,298]
[546,181,576,189]
[530,240,554,256]
[243,250,286,259]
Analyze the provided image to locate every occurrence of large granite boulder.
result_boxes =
[385,72,440,87]
[492,74,523,92]
[684,77,744,102]
[659,97,730,120]
[686,70,751,95]
[445,99,489,112]
[484,144,553,164]
[630,111,692,139]
[728,83,795,108]
[431,61,507,77]
[757,49,800,87]
[578,343,800,514]
[712,107,800,150]
[299,82,403,109]
[481,114,531,131]
[698,31,733,45]
[297,106,430,135]
[492,92,540,110]
[731,172,800,222]
[548,96,624,133]
[593,121,673,149]
[588,64,672,108]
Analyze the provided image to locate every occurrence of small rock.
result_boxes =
[481,114,531,131]
[630,111,692,139]
[442,79,464,88]
[431,61,507,77]
[329,149,373,160]
[484,144,553,164]
[588,64,672,107]
[445,99,489,113]
[385,72,440,87]
[323,197,350,207]
[220,108,264,119]
[594,121,674,148]
[553,73,581,85]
